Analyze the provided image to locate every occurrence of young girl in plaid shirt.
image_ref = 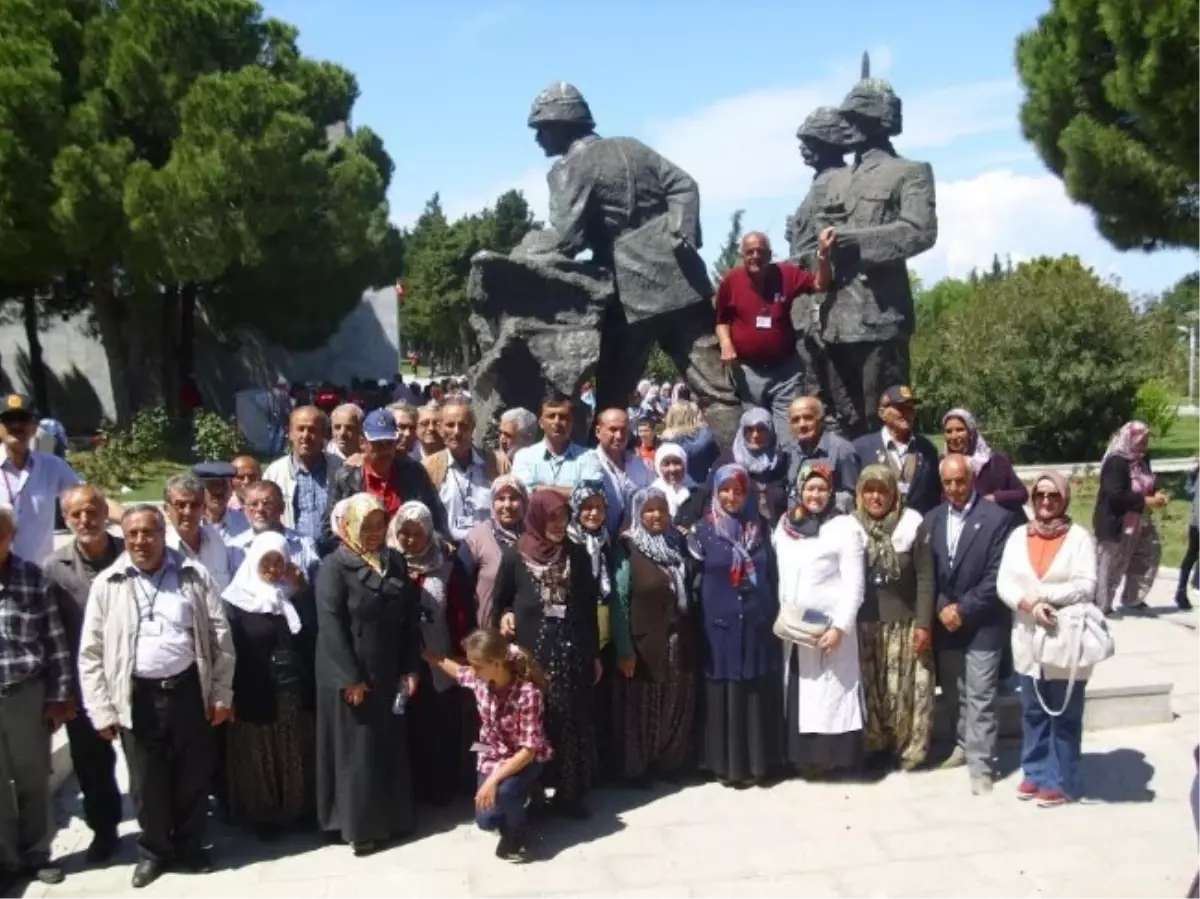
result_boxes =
[423,629,552,862]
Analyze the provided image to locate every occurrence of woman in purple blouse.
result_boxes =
[942,408,1028,523]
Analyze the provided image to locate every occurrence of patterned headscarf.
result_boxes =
[1028,470,1073,539]
[781,462,839,540]
[629,487,688,612]
[732,407,779,475]
[942,408,993,475]
[340,492,387,574]
[1103,420,1155,495]
[567,481,611,598]
[489,474,527,547]
[853,464,902,581]
[387,501,443,575]
[518,490,569,567]
[702,464,761,587]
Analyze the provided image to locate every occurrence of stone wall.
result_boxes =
[0,287,400,431]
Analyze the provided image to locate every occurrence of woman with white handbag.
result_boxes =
[997,471,1105,807]
[772,463,867,779]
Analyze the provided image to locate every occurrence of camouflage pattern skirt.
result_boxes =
[858,620,935,770]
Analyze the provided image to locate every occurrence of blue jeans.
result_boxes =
[475,762,543,832]
[1019,675,1085,798]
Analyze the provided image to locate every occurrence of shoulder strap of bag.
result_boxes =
[1032,610,1081,718]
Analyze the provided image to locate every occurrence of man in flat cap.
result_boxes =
[192,462,249,544]
[521,82,741,449]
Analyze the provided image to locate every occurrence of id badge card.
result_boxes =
[545,604,567,620]
[469,742,486,754]
[139,618,165,637]
[755,315,772,330]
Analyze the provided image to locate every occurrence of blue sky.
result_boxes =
[265,0,1197,295]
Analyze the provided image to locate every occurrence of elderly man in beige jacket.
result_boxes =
[78,504,234,889]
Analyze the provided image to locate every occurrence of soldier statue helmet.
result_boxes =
[796,106,851,169]
[528,82,595,156]
[839,77,903,142]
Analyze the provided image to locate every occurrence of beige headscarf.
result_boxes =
[340,492,387,574]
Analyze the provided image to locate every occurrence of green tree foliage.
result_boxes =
[711,209,744,281]
[1134,272,1196,392]
[912,256,1141,462]
[399,189,537,369]
[1016,0,1199,250]
[0,0,400,422]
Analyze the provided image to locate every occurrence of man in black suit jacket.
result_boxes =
[852,385,941,515]
[922,453,1011,794]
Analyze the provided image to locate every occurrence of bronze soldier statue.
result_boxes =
[789,58,938,438]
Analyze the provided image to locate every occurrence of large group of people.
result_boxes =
[1,364,1188,891]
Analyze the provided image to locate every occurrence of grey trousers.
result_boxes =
[938,647,1002,778]
[1096,517,1162,613]
[0,678,51,872]
[732,355,804,440]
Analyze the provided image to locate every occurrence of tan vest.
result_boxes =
[423,447,510,488]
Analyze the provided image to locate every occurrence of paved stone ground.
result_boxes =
[20,582,1200,899]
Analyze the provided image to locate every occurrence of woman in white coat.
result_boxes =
[997,470,1097,807]
[773,463,867,778]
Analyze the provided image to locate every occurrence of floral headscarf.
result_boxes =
[701,464,761,587]
[387,501,443,575]
[853,464,902,581]
[732,407,779,476]
[781,462,839,540]
[567,481,611,598]
[488,474,527,547]
[1028,470,1073,539]
[942,408,993,475]
[629,487,688,612]
[1103,420,1155,497]
[340,492,387,574]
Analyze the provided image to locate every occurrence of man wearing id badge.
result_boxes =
[422,398,511,544]
[715,230,834,438]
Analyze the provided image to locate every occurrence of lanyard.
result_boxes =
[1,462,28,509]
[135,567,169,622]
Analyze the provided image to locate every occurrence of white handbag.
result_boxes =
[773,604,832,648]
[1029,602,1115,717]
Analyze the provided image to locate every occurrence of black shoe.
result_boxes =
[494,829,513,860]
[177,848,214,873]
[351,840,380,857]
[496,826,527,862]
[1176,591,1193,610]
[27,863,64,885]
[132,859,164,889]
[86,832,120,864]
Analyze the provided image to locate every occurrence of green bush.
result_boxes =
[70,427,148,493]
[912,256,1141,463]
[1133,379,1180,438]
[127,407,171,461]
[192,410,246,462]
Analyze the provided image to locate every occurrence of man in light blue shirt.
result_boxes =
[511,393,602,498]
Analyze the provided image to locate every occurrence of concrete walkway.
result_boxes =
[24,586,1200,899]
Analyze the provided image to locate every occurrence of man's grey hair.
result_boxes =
[939,453,973,477]
[245,479,284,504]
[0,503,15,534]
[387,402,416,418]
[790,395,827,418]
[62,483,107,510]
[501,407,538,440]
[121,503,167,533]
[331,403,364,422]
[441,396,475,423]
[163,473,204,502]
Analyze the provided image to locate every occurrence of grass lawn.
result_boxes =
[117,460,190,502]
[1066,470,1192,569]
[922,417,1199,459]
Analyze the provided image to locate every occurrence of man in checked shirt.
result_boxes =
[0,504,73,889]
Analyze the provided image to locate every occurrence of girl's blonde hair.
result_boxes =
[661,400,703,439]
[463,628,547,691]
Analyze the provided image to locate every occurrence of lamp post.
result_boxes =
[1179,324,1197,406]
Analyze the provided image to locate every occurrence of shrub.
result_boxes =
[127,407,171,461]
[192,410,246,462]
[1133,379,1179,438]
[912,256,1141,463]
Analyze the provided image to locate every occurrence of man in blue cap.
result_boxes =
[192,461,249,544]
[322,408,444,553]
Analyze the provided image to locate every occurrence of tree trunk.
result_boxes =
[179,283,196,387]
[161,286,179,417]
[21,295,49,416]
[93,287,134,427]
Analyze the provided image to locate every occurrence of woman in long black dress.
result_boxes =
[315,493,421,856]
[222,531,317,838]
[493,490,600,817]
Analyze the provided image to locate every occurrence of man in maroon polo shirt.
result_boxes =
[715,229,834,436]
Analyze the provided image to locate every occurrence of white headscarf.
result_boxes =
[651,442,692,517]
[222,531,301,633]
